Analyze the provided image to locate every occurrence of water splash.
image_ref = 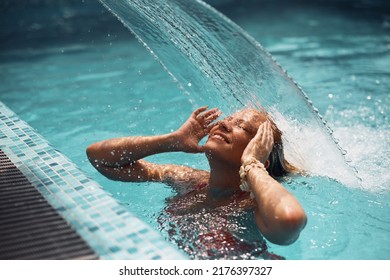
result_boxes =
[98,0,360,187]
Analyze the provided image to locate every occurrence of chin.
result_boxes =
[203,141,222,154]
[204,143,239,165]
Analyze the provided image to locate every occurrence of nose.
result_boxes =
[218,119,231,132]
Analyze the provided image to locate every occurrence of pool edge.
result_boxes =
[0,101,187,260]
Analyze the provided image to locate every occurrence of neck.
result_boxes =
[207,158,241,199]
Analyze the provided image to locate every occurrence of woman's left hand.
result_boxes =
[241,121,274,165]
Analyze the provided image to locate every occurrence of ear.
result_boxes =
[264,160,270,169]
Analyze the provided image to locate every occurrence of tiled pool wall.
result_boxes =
[0,101,186,260]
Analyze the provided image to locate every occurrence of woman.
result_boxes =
[86,106,307,257]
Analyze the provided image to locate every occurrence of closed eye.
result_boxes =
[236,123,247,130]
[235,120,251,133]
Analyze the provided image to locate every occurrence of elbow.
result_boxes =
[86,143,103,169]
[280,208,307,245]
[264,208,307,246]
[86,144,96,165]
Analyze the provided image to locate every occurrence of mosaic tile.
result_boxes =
[0,101,186,260]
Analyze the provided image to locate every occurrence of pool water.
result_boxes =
[1,0,389,259]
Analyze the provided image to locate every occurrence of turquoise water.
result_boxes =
[1,0,389,259]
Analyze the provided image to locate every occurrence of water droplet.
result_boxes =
[188,82,192,87]
[366,95,372,100]
[328,93,334,99]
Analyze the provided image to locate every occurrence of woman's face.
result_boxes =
[204,109,267,166]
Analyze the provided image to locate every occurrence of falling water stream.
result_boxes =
[98,0,360,186]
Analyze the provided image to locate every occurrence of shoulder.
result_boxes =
[161,164,209,195]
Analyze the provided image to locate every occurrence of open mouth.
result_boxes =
[210,132,229,143]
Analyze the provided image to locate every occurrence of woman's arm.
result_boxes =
[86,106,220,185]
[248,168,307,245]
[241,121,307,245]
[86,133,180,168]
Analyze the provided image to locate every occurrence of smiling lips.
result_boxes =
[210,132,230,143]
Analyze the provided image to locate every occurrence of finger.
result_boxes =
[254,121,266,139]
[203,122,216,134]
[266,121,274,140]
[262,121,274,147]
[259,121,269,140]
[197,107,221,121]
[252,121,270,147]
[200,107,220,118]
[192,106,208,118]
[198,145,206,153]
[203,124,212,134]
[203,109,222,124]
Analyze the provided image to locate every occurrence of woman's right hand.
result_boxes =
[173,106,221,153]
